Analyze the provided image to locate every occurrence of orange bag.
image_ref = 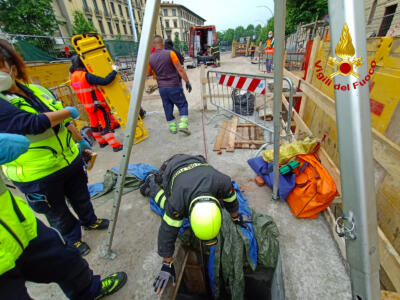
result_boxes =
[286,153,338,219]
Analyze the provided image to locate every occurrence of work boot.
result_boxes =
[95,272,128,299]
[178,117,191,135]
[74,240,90,256]
[168,120,177,134]
[113,145,123,152]
[99,142,108,148]
[84,218,110,231]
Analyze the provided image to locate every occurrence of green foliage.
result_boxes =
[71,10,97,35]
[0,0,58,35]
[223,28,235,43]
[234,26,245,41]
[115,33,122,40]
[217,31,224,41]
[245,24,255,38]
[286,0,328,34]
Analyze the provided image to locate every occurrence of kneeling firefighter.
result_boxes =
[140,154,252,294]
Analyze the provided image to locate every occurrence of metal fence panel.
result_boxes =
[207,70,294,146]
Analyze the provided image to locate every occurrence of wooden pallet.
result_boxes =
[213,117,265,152]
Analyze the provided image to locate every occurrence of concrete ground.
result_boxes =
[26,53,352,299]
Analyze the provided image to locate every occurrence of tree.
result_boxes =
[255,24,263,41]
[245,24,255,39]
[217,31,224,41]
[71,11,97,35]
[0,0,58,35]
[223,29,235,43]
[286,0,328,34]
[234,26,245,41]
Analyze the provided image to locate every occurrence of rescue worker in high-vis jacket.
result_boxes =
[140,154,252,295]
[265,31,274,73]
[0,133,127,300]
[0,39,108,256]
[70,55,123,152]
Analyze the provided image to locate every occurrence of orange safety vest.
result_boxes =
[265,38,274,55]
[70,70,106,113]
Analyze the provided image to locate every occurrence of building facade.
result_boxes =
[365,0,400,36]
[53,0,163,40]
[160,1,205,42]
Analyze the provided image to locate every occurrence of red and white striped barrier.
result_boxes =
[216,73,267,95]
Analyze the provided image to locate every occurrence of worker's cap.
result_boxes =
[189,196,222,242]
[0,133,30,165]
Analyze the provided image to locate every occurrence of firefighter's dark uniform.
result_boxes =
[148,154,239,258]
[211,42,220,67]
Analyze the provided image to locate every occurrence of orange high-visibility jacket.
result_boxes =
[70,70,105,113]
[265,38,274,55]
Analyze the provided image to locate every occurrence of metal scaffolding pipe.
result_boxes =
[127,0,138,42]
[102,0,161,259]
[328,0,380,298]
[271,0,286,200]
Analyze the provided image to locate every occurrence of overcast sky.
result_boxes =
[171,0,274,31]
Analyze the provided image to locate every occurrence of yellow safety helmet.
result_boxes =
[189,196,222,245]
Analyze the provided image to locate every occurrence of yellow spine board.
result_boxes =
[71,33,148,144]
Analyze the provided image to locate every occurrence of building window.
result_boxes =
[107,22,113,34]
[172,9,176,16]
[111,2,116,14]
[125,6,129,17]
[116,22,121,33]
[174,20,177,28]
[123,24,127,34]
[378,4,398,36]
[92,0,99,13]
[101,0,109,16]
[98,19,105,33]
[82,0,89,11]
[166,20,169,28]
[118,4,123,16]
[164,9,168,16]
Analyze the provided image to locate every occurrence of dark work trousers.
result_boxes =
[158,86,189,122]
[0,219,101,300]
[14,157,97,245]
[266,57,273,73]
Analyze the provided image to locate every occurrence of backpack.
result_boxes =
[286,153,338,219]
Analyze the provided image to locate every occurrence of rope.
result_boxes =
[201,99,209,162]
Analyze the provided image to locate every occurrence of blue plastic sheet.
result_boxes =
[248,156,296,201]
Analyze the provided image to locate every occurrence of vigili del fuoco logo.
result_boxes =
[314,23,376,91]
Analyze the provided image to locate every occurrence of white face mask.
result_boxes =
[0,70,13,92]
[268,34,273,38]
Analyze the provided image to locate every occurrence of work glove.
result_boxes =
[112,65,119,72]
[232,214,253,230]
[153,261,176,294]
[78,139,92,154]
[0,133,30,165]
[65,106,79,119]
[185,81,192,93]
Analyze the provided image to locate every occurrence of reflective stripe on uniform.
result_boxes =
[223,191,237,203]
[169,163,209,194]
[154,189,164,204]
[74,87,96,94]
[163,213,183,228]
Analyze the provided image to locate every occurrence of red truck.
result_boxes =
[188,25,220,67]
